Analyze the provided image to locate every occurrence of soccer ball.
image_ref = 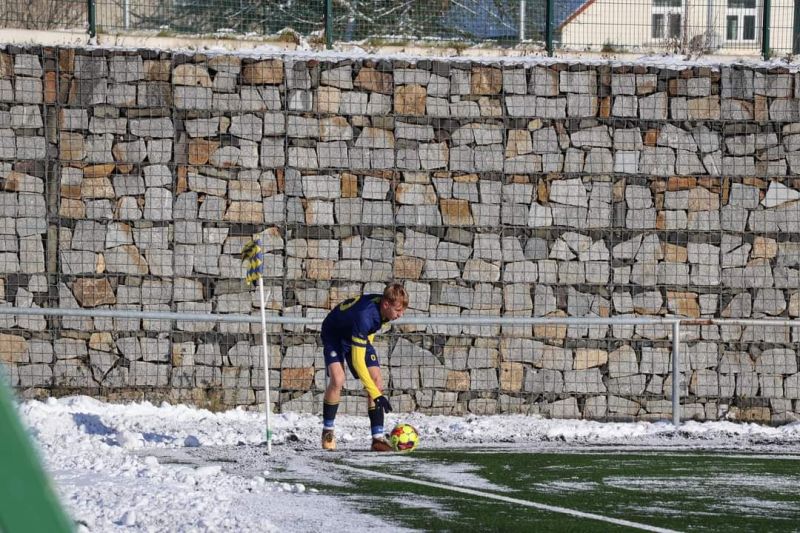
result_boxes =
[389,423,419,452]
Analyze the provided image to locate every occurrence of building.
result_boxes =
[558,0,799,55]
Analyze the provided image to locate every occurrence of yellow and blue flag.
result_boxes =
[241,239,263,285]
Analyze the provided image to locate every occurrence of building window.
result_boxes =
[727,0,757,42]
[652,0,683,40]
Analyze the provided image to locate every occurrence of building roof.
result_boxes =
[441,0,594,40]
[558,0,596,31]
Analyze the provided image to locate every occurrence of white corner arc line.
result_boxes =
[330,463,680,533]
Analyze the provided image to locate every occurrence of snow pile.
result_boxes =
[16,396,800,531]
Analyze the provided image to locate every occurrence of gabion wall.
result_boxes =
[1,45,799,424]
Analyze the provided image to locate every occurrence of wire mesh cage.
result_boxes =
[2,1,799,57]
[1,44,800,425]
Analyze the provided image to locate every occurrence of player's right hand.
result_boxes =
[374,395,393,413]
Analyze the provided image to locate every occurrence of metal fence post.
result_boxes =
[762,0,772,59]
[545,0,554,57]
[672,321,681,426]
[324,0,333,50]
[87,0,97,42]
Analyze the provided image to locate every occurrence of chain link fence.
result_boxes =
[1,1,798,58]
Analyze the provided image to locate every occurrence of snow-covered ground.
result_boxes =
[17,396,800,532]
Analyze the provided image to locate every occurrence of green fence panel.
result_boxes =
[0,383,74,533]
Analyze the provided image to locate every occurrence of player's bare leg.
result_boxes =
[322,362,345,450]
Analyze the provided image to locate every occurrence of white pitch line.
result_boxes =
[330,462,681,533]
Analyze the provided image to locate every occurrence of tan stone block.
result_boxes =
[60,132,85,161]
[688,187,719,211]
[538,179,549,203]
[471,66,502,95]
[752,237,778,259]
[144,59,170,81]
[737,406,771,423]
[440,198,473,226]
[395,183,437,205]
[208,55,241,74]
[743,176,767,189]
[697,177,720,193]
[89,332,114,352]
[667,291,700,318]
[59,198,85,219]
[72,278,116,307]
[643,129,659,146]
[172,64,212,87]
[58,49,74,74]
[687,96,720,120]
[188,139,219,165]
[83,164,116,179]
[500,362,524,392]
[0,334,28,363]
[61,180,82,199]
[446,370,470,391]
[44,71,58,104]
[3,171,37,193]
[478,97,502,117]
[598,96,611,118]
[534,314,567,341]
[176,166,188,194]
[527,118,543,131]
[354,67,392,94]
[754,95,769,122]
[612,178,626,202]
[393,256,424,280]
[506,130,532,158]
[574,349,608,370]
[651,180,667,195]
[721,176,730,205]
[667,176,696,191]
[228,180,261,200]
[655,211,666,231]
[0,52,13,77]
[281,367,315,390]
[242,59,284,85]
[224,201,264,224]
[315,86,341,114]
[306,259,334,281]
[394,84,426,116]
[81,177,115,199]
[341,172,358,198]
[320,116,351,141]
[662,243,688,263]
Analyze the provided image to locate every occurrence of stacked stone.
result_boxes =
[1,46,799,423]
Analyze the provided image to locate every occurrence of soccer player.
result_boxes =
[320,282,408,452]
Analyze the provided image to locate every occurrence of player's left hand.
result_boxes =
[374,395,393,413]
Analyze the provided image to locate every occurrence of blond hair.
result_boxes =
[383,282,409,308]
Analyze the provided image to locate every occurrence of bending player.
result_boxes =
[320,282,408,451]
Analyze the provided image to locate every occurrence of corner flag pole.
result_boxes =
[242,238,272,454]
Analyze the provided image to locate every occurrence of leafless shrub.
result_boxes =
[1,0,86,30]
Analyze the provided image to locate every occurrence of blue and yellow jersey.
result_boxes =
[321,294,388,399]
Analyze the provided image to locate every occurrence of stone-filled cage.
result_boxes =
[1,45,800,424]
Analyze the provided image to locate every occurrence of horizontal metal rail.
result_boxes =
[6,305,800,427]
[0,305,679,326]
[3,306,800,327]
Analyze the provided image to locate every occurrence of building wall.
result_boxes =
[561,0,795,54]
[1,45,800,424]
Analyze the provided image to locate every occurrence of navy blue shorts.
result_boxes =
[322,337,379,379]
